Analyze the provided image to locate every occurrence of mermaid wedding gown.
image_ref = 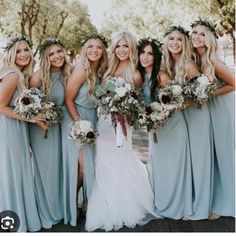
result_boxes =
[85,114,156,231]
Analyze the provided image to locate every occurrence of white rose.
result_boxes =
[172,85,182,95]
[197,75,209,87]
[125,83,132,91]
[115,87,127,97]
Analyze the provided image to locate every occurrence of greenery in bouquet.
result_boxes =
[41,101,64,138]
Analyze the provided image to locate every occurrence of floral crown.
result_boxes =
[138,37,163,54]
[38,38,64,54]
[191,18,218,38]
[3,35,32,51]
[164,25,189,37]
[81,33,109,48]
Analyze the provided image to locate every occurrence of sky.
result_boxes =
[80,0,113,31]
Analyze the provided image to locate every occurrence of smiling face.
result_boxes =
[115,38,130,62]
[48,44,65,71]
[191,25,206,49]
[15,41,31,69]
[139,45,154,72]
[167,31,184,55]
[86,39,103,62]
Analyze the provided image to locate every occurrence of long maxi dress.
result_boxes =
[29,71,64,228]
[208,80,235,217]
[0,70,42,232]
[143,73,193,220]
[182,79,214,220]
[62,80,98,226]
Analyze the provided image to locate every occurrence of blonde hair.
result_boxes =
[103,31,137,86]
[79,38,108,96]
[163,30,193,85]
[39,42,72,98]
[1,40,34,91]
[191,25,217,80]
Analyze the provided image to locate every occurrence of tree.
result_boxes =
[0,0,97,54]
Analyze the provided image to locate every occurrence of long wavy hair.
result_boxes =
[39,41,72,98]
[163,30,192,85]
[138,40,162,100]
[103,31,137,86]
[191,24,217,80]
[79,37,108,96]
[1,40,34,91]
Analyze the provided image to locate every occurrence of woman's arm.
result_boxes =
[65,63,86,121]
[214,59,235,96]
[134,69,143,89]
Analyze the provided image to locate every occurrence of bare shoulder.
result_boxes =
[134,69,142,80]
[29,70,41,87]
[159,70,171,87]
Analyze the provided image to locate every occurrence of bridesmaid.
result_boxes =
[63,34,108,226]
[137,36,193,220]
[191,19,235,219]
[163,26,214,220]
[29,38,72,228]
[0,36,44,232]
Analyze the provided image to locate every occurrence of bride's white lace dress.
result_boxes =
[85,114,155,232]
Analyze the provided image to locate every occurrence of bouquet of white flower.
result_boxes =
[41,101,63,138]
[182,74,216,105]
[95,77,144,147]
[68,119,98,145]
[14,88,44,120]
[95,77,144,126]
[138,102,171,143]
[158,84,184,112]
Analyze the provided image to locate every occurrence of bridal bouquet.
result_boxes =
[95,77,144,147]
[182,74,216,105]
[68,119,98,145]
[158,84,184,112]
[41,101,63,138]
[138,102,171,143]
[14,87,44,120]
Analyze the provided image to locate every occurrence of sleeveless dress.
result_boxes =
[208,80,235,217]
[143,73,193,220]
[29,71,64,228]
[62,80,98,226]
[182,81,214,220]
[0,71,41,232]
[85,113,156,232]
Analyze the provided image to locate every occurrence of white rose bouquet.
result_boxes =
[14,88,44,120]
[158,84,184,112]
[138,102,171,143]
[68,119,98,145]
[182,74,216,105]
[95,77,144,146]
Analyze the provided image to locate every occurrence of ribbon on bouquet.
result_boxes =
[112,113,127,147]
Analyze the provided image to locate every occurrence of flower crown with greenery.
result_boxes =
[138,37,163,55]
[164,25,189,37]
[191,18,218,38]
[3,35,33,51]
[38,38,64,54]
[80,33,109,48]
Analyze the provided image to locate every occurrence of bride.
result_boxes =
[85,31,158,232]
